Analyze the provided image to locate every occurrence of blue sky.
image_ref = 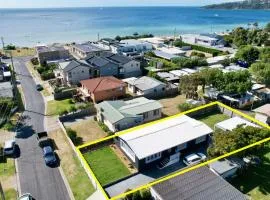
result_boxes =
[0,0,238,8]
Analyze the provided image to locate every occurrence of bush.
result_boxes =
[178,103,198,112]
[40,71,55,80]
[31,57,39,65]
[190,51,206,58]
[66,128,77,142]
[59,109,68,116]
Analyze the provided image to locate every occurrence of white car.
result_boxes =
[18,193,34,200]
[183,153,206,166]
[3,139,16,156]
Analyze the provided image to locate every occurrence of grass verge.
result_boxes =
[4,188,17,200]
[47,99,74,116]
[84,146,131,186]
[197,113,230,129]
[50,129,95,200]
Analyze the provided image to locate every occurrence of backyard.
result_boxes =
[64,118,107,144]
[84,146,131,186]
[196,113,230,129]
[159,94,186,116]
[49,128,95,200]
[47,99,75,116]
[231,143,270,200]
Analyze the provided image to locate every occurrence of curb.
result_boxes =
[14,159,21,196]
[58,165,75,200]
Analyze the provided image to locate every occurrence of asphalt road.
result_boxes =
[13,57,70,200]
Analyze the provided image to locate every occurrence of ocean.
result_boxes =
[0,7,269,47]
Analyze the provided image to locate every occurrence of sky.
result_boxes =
[0,0,238,8]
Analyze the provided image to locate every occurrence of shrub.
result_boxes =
[140,189,152,200]
[40,71,55,80]
[59,109,68,116]
[69,105,77,113]
[178,103,197,112]
[66,128,77,143]
[31,57,39,65]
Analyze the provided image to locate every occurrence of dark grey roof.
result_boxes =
[59,60,89,72]
[152,166,247,200]
[85,56,110,68]
[102,52,132,65]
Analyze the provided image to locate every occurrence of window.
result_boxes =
[143,112,148,119]
[145,152,161,164]
[153,109,160,116]
[68,72,72,78]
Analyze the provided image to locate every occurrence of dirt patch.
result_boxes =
[110,144,138,174]
[0,130,14,144]
[159,95,186,116]
[66,118,107,144]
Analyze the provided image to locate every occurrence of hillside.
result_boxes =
[203,0,270,9]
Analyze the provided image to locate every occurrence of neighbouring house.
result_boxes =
[36,44,70,65]
[83,52,141,78]
[153,50,180,61]
[101,52,141,78]
[118,115,213,171]
[214,116,259,131]
[84,55,119,78]
[219,92,256,108]
[110,39,153,58]
[209,159,241,179]
[150,166,246,200]
[252,84,270,102]
[0,81,13,98]
[156,72,179,84]
[206,55,228,65]
[253,104,270,125]
[79,76,126,102]
[125,76,167,98]
[96,97,163,132]
[181,33,225,47]
[54,60,91,85]
[70,42,110,59]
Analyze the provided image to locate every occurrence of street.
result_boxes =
[13,57,70,200]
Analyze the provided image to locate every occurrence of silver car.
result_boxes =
[3,139,16,156]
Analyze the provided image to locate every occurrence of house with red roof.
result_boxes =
[79,76,126,103]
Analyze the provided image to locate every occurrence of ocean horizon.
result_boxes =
[0,7,269,47]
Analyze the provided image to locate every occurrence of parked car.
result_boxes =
[36,84,43,91]
[3,139,16,156]
[183,153,206,166]
[36,131,51,147]
[42,146,57,166]
[18,193,34,200]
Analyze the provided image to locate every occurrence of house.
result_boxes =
[253,104,270,125]
[219,93,256,108]
[181,33,225,47]
[118,115,213,171]
[156,72,179,84]
[252,84,270,102]
[84,53,141,78]
[101,52,141,78]
[209,159,241,179]
[111,39,153,57]
[96,97,163,132]
[54,60,91,85]
[169,70,189,77]
[214,116,259,131]
[70,42,110,59]
[206,55,228,65]
[157,47,186,56]
[125,76,167,98]
[79,76,126,102]
[153,50,180,61]
[36,44,70,65]
[84,55,119,78]
[138,37,165,48]
[0,81,13,98]
[151,166,246,200]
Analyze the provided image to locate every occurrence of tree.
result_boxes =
[259,47,270,62]
[232,27,248,47]
[115,35,121,41]
[249,62,270,86]
[208,126,270,158]
[235,45,260,65]
[265,22,270,32]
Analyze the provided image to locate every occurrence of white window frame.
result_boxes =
[145,152,162,164]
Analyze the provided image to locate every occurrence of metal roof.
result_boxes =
[253,104,270,116]
[119,115,213,159]
[153,50,180,60]
[152,166,246,200]
[96,97,163,124]
[128,76,166,91]
[209,159,239,175]
[215,117,259,131]
[0,81,13,98]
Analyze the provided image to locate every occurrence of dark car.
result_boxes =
[43,146,57,166]
[36,84,43,91]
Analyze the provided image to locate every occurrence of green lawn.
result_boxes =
[47,99,74,116]
[84,146,131,186]
[197,113,230,129]
[4,188,17,200]
[0,158,15,181]
[231,143,270,200]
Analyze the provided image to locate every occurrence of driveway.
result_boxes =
[13,57,70,200]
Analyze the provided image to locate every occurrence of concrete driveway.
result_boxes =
[13,57,70,200]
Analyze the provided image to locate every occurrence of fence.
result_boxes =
[59,107,96,123]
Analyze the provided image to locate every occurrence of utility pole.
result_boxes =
[1,37,4,50]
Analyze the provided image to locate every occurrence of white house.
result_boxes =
[96,97,163,132]
[214,117,259,131]
[54,60,91,85]
[253,104,270,125]
[118,115,213,171]
[181,33,224,47]
[125,76,166,97]
[209,159,241,179]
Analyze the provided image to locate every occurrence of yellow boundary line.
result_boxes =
[76,101,270,200]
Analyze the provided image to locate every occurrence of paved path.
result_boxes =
[14,57,70,200]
